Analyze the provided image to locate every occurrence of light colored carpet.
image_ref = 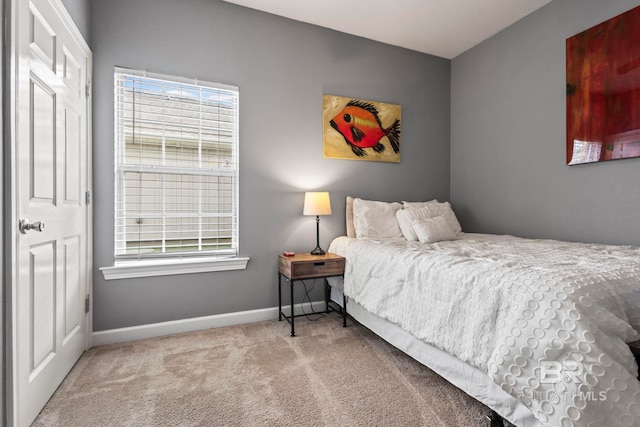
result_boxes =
[33,313,490,426]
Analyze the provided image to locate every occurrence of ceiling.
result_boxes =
[222,0,552,59]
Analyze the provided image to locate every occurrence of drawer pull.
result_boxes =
[313,262,325,266]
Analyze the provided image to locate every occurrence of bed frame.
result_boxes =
[331,286,640,427]
[631,341,640,380]
[329,287,540,427]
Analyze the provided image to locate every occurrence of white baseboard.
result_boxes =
[91,300,327,346]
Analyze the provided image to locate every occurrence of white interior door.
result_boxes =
[11,0,92,425]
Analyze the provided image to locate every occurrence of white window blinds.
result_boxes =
[114,68,239,259]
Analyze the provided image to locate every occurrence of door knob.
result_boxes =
[19,219,45,234]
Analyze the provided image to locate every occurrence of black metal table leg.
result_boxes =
[342,292,347,327]
[324,275,348,327]
[278,272,282,321]
[324,278,330,313]
[290,279,295,336]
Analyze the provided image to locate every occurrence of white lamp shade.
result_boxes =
[303,192,332,216]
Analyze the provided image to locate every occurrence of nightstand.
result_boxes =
[278,253,346,336]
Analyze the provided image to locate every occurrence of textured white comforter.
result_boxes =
[328,234,640,427]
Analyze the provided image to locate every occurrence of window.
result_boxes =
[113,68,240,263]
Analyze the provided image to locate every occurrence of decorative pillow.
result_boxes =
[396,208,427,241]
[422,202,462,235]
[396,202,462,240]
[396,200,443,241]
[402,199,439,209]
[352,198,403,239]
[346,196,355,238]
[411,216,457,243]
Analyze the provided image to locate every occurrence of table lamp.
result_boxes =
[303,192,332,255]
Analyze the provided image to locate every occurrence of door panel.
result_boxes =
[29,5,56,71]
[30,76,56,203]
[30,241,56,373]
[63,235,81,340]
[63,47,81,97]
[64,108,81,203]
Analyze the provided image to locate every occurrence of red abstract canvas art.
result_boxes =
[566,5,640,165]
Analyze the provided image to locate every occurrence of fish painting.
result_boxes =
[329,100,400,157]
[323,95,401,162]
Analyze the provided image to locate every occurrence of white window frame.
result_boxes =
[101,68,248,280]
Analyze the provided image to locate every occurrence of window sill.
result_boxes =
[100,256,250,280]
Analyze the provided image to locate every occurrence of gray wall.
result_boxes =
[451,0,640,246]
[61,0,90,43]
[91,0,451,331]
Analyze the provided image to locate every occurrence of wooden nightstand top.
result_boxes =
[278,252,345,280]
[279,252,344,262]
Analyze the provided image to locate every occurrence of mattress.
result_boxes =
[328,233,640,427]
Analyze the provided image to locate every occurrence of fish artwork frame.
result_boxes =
[323,94,401,162]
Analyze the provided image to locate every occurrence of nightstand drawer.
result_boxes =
[278,253,345,280]
[291,259,344,279]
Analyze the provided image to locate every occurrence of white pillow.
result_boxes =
[402,199,439,209]
[352,198,403,239]
[424,202,462,234]
[412,216,457,243]
[346,196,355,238]
[396,208,427,241]
[396,202,462,241]
[407,201,461,235]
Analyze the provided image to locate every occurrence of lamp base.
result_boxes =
[310,246,326,256]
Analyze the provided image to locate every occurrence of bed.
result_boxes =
[327,197,640,427]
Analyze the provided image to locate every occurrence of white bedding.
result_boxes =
[328,233,640,427]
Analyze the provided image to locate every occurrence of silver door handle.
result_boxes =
[19,219,45,234]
